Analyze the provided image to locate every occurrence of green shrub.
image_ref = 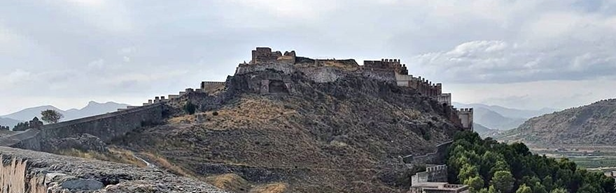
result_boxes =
[184,102,197,115]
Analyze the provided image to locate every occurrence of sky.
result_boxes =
[1,0,616,115]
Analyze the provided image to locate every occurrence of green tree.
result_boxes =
[549,188,567,193]
[516,184,532,193]
[458,163,479,182]
[464,176,484,192]
[488,185,501,193]
[183,102,196,115]
[41,109,63,124]
[12,121,29,131]
[492,171,514,193]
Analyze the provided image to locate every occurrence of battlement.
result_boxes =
[458,108,473,112]
[250,47,296,64]
[363,59,408,75]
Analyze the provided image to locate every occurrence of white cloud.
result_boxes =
[7,69,32,84]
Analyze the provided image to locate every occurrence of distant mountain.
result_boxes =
[452,103,537,130]
[453,102,558,119]
[0,117,21,128]
[0,101,129,124]
[498,99,616,146]
[472,107,527,130]
[473,123,501,138]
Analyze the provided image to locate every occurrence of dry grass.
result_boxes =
[199,97,297,130]
[249,183,288,193]
[140,152,195,177]
[57,147,147,167]
[205,173,252,192]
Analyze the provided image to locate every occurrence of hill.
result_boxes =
[111,60,465,192]
[453,103,557,131]
[0,117,21,128]
[1,101,129,124]
[454,103,557,119]
[498,99,616,146]
[473,123,500,138]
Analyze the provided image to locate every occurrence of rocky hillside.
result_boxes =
[113,69,463,192]
[499,99,616,146]
[0,146,224,192]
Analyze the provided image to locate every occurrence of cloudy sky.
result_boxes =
[1,0,615,115]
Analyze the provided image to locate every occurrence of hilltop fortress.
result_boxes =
[229,47,473,130]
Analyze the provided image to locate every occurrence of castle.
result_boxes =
[230,47,473,131]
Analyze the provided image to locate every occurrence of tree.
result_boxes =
[492,171,514,193]
[516,184,532,193]
[183,102,196,115]
[0,125,9,130]
[12,121,29,131]
[549,188,567,193]
[41,109,63,124]
[464,176,485,192]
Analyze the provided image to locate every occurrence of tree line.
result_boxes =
[2,109,64,131]
[447,131,615,193]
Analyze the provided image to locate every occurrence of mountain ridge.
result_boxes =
[498,98,616,146]
[1,101,129,126]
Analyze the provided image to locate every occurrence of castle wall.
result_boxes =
[437,93,452,106]
[403,141,453,165]
[2,104,164,152]
[361,70,396,84]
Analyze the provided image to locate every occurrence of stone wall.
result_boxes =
[403,141,453,165]
[437,93,452,106]
[1,103,164,152]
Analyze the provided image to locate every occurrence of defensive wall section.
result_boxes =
[403,140,453,165]
[1,103,164,152]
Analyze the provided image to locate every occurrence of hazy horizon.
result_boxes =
[2,0,616,115]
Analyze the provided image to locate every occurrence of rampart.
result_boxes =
[403,140,453,165]
[1,103,164,152]
[363,59,408,75]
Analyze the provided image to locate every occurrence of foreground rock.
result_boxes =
[0,146,225,193]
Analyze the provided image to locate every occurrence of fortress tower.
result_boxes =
[250,47,296,64]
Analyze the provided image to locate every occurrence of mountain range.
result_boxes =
[498,99,616,146]
[0,101,129,128]
[453,102,558,131]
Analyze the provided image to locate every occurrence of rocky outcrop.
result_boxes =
[0,146,224,192]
